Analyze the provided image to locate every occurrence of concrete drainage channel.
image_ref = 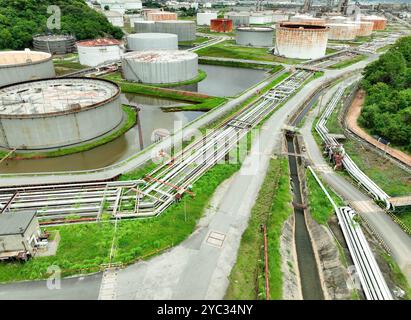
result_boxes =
[285,132,324,300]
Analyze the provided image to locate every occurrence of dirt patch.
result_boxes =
[346,90,411,167]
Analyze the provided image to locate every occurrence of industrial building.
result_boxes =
[127,33,178,51]
[33,35,76,55]
[0,78,123,150]
[197,12,218,26]
[236,27,274,47]
[225,12,250,26]
[361,15,387,31]
[122,50,198,84]
[0,50,55,87]
[326,23,358,40]
[210,19,233,33]
[146,11,177,21]
[135,20,196,42]
[275,22,329,59]
[0,211,41,261]
[77,38,122,67]
[104,10,124,27]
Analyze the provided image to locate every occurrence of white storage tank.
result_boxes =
[0,78,123,150]
[225,12,250,26]
[134,21,156,33]
[236,27,274,47]
[122,50,198,84]
[77,38,122,67]
[326,23,359,41]
[0,50,55,87]
[197,12,218,26]
[275,22,329,60]
[154,20,196,42]
[127,33,178,51]
[33,35,76,55]
[250,14,266,25]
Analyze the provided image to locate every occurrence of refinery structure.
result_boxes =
[0,0,410,304]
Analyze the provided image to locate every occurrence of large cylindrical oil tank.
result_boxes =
[289,14,326,26]
[352,20,374,37]
[210,19,233,33]
[225,12,250,26]
[154,20,196,41]
[326,23,358,40]
[134,21,156,33]
[275,22,329,59]
[76,38,122,67]
[0,78,123,150]
[236,27,274,47]
[0,50,55,87]
[122,50,198,84]
[326,16,349,24]
[197,12,218,26]
[146,11,177,21]
[272,13,290,23]
[361,15,387,31]
[249,14,266,25]
[33,35,76,55]
[127,33,178,51]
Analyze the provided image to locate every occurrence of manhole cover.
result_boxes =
[206,231,226,248]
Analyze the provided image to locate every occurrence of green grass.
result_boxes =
[306,169,345,225]
[0,163,240,283]
[196,40,305,64]
[329,54,367,69]
[2,106,136,160]
[53,60,87,76]
[380,251,411,300]
[178,36,210,47]
[325,47,339,55]
[225,158,293,300]
[197,26,236,37]
[162,97,227,112]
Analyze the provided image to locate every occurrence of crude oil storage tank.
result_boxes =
[33,35,76,55]
[236,27,274,47]
[352,20,374,37]
[249,13,266,25]
[0,78,123,150]
[275,22,329,60]
[154,20,196,41]
[134,21,156,33]
[210,19,233,33]
[197,12,218,26]
[326,23,358,41]
[0,50,55,87]
[361,15,387,31]
[77,38,122,67]
[127,33,178,51]
[272,12,289,22]
[146,11,177,21]
[289,14,326,26]
[122,50,198,84]
[225,12,250,26]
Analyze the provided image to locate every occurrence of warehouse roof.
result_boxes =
[0,211,36,236]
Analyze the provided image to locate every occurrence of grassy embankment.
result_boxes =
[102,71,227,112]
[178,36,210,47]
[53,59,88,76]
[198,58,284,72]
[196,40,305,64]
[225,158,293,300]
[0,162,240,283]
[0,106,137,160]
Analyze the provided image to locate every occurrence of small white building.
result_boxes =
[0,211,41,261]
[104,10,125,27]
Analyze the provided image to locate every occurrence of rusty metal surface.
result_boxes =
[210,19,233,33]
[146,11,177,21]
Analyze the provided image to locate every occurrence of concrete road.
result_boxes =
[299,83,411,283]
[0,274,102,300]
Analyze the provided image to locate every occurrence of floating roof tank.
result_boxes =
[290,14,326,26]
[76,38,122,67]
[210,19,233,33]
[361,15,387,31]
[236,27,274,47]
[122,50,198,84]
[326,23,359,41]
[127,33,178,51]
[197,12,218,26]
[0,78,123,150]
[352,20,374,37]
[33,35,76,55]
[0,50,55,87]
[275,22,329,60]
[153,20,196,42]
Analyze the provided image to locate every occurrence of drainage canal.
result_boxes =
[286,132,324,300]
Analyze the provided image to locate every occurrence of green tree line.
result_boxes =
[0,0,123,50]
[359,36,411,152]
